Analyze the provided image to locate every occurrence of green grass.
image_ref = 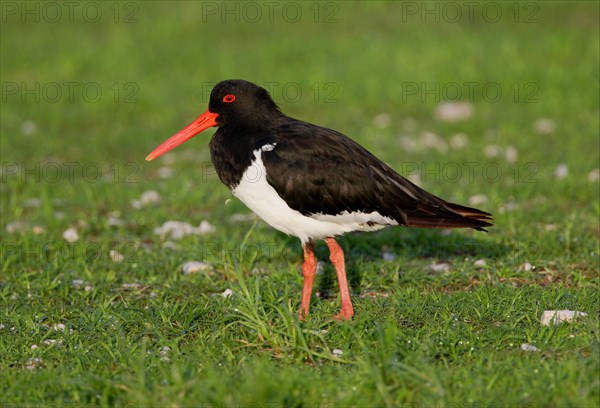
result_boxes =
[1,1,599,406]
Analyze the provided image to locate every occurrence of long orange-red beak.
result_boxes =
[145,109,219,161]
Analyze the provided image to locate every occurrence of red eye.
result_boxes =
[223,94,236,103]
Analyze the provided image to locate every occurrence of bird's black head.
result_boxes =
[146,79,281,161]
[208,80,282,128]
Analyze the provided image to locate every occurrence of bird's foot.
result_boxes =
[298,305,310,321]
[331,306,354,321]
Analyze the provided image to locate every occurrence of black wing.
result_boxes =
[261,118,493,230]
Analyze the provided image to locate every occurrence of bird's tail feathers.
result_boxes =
[406,202,493,231]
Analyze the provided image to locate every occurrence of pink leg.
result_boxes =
[298,242,317,319]
[325,237,354,320]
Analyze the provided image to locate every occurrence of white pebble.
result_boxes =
[131,190,161,209]
[25,357,43,369]
[484,144,502,158]
[160,346,171,362]
[24,198,41,208]
[162,241,177,250]
[32,225,45,235]
[429,262,450,273]
[121,283,143,290]
[474,259,487,268]
[449,133,468,150]
[504,146,518,163]
[157,166,174,179]
[6,221,28,234]
[332,348,344,356]
[399,135,417,154]
[197,220,216,234]
[154,220,215,240]
[520,343,540,352]
[587,169,599,182]
[109,250,125,263]
[62,228,79,242]
[51,323,66,331]
[140,190,160,204]
[517,262,533,272]
[420,131,448,153]
[382,251,395,261]
[107,213,124,226]
[221,288,234,298]
[435,101,474,123]
[541,310,588,326]
[71,279,85,289]
[533,118,556,134]
[468,194,488,206]
[182,261,213,275]
[373,113,392,128]
[31,344,39,350]
[554,164,568,179]
[21,120,38,135]
[498,201,518,214]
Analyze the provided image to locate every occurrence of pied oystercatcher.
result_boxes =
[146,79,493,320]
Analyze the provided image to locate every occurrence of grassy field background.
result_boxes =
[1,1,599,406]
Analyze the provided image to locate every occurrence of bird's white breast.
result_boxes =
[231,147,397,243]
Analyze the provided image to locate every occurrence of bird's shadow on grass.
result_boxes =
[308,227,509,297]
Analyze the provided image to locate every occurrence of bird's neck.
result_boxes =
[209,124,276,189]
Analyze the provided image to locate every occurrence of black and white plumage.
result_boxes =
[147,79,493,319]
